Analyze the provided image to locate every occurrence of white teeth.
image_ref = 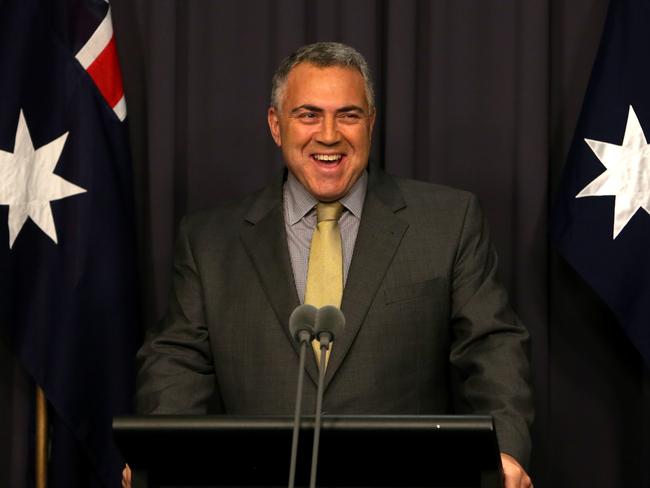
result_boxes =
[313,154,342,161]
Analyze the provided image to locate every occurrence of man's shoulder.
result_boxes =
[394,175,472,197]
[179,186,271,240]
[387,174,477,211]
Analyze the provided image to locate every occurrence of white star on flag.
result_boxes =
[0,110,86,248]
[576,105,650,238]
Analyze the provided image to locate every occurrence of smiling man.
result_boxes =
[136,42,533,488]
[267,61,375,202]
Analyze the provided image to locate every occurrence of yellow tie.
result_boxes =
[305,202,344,368]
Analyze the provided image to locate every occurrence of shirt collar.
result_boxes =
[284,170,368,225]
[340,171,367,219]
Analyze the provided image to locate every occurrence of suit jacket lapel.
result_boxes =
[239,177,321,387]
[324,170,409,390]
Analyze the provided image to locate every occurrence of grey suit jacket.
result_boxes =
[136,168,533,465]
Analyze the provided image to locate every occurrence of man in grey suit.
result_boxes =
[135,42,533,488]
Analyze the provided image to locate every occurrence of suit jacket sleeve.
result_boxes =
[449,193,533,466]
[135,215,218,414]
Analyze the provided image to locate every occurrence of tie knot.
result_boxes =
[316,201,344,223]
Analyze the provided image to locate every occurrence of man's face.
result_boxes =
[268,63,375,202]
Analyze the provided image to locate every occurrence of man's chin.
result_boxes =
[307,184,350,202]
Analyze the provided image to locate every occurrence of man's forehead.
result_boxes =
[283,63,368,108]
[286,62,364,84]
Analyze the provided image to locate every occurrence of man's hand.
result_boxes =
[121,464,131,488]
[501,453,532,488]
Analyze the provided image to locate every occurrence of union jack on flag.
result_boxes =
[0,0,139,486]
[74,1,128,121]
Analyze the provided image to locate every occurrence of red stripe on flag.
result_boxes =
[86,35,124,109]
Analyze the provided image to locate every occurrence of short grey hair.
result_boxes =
[271,42,375,111]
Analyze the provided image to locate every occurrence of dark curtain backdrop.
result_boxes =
[2,1,649,487]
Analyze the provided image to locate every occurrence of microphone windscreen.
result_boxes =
[289,304,317,341]
[315,305,345,340]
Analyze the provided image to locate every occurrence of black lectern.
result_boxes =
[113,415,503,488]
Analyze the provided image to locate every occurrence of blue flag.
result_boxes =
[0,0,139,486]
[552,0,650,367]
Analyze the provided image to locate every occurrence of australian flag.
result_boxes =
[552,0,650,367]
[0,0,138,486]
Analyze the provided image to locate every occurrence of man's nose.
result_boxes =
[316,116,341,145]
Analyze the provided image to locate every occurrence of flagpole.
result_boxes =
[35,385,48,488]
[641,370,650,486]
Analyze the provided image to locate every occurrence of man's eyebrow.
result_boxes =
[290,105,324,115]
[289,104,367,115]
[336,105,365,113]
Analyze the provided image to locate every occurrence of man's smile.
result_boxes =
[312,153,343,162]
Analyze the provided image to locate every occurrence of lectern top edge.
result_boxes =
[113,413,495,433]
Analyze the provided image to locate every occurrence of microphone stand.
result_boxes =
[288,330,311,488]
[309,333,331,488]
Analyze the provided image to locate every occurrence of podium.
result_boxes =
[113,415,503,488]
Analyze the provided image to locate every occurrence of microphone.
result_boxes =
[289,303,317,344]
[287,304,317,488]
[314,305,345,349]
[309,305,345,488]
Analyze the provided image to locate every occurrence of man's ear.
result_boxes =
[267,107,282,147]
